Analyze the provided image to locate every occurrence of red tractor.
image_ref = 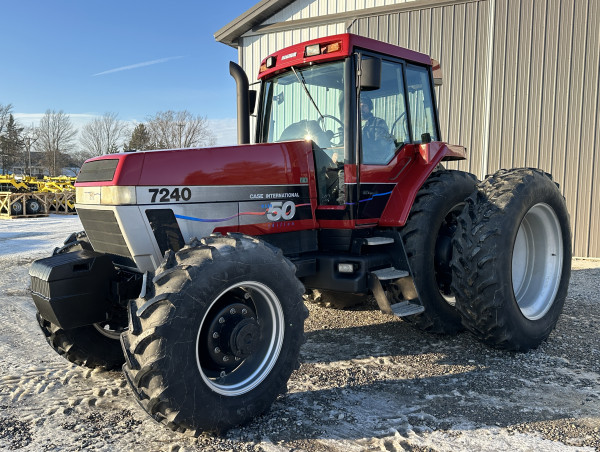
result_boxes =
[30,34,571,434]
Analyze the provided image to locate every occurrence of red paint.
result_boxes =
[236,219,318,236]
[76,142,318,198]
[378,142,467,227]
[257,33,432,80]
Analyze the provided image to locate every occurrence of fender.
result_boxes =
[378,142,467,227]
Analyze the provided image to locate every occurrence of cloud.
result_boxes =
[207,118,237,146]
[93,56,185,76]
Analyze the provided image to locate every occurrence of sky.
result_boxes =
[2,0,260,146]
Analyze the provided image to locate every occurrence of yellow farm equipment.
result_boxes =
[0,175,76,218]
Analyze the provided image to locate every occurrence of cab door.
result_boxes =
[355,57,411,226]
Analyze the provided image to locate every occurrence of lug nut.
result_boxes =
[244,292,251,299]
[218,317,225,324]
[220,371,226,377]
[214,347,221,353]
[230,308,236,314]
[213,332,219,339]
[242,309,248,315]
[223,356,229,362]
[235,357,241,361]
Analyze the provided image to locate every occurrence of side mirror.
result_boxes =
[248,90,257,115]
[360,57,381,91]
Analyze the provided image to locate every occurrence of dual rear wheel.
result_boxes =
[403,168,571,352]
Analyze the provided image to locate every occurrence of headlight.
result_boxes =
[76,186,136,205]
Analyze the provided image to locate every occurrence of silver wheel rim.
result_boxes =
[196,281,284,397]
[512,203,563,320]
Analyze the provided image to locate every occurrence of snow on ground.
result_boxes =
[0,215,599,451]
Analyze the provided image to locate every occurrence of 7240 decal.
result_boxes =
[149,187,192,203]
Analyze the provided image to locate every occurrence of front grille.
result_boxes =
[77,159,119,182]
[78,209,135,266]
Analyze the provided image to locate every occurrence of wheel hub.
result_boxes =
[206,302,259,368]
[230,319,260,358]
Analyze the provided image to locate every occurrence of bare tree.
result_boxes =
[79,112,128,158]
[146,110,216,149]
[35,110,77,176]
[0,103,13,136]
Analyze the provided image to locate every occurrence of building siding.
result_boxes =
[237,0,600,257]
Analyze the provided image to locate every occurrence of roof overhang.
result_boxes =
[214,0,296,48]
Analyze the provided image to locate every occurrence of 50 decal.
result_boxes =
[266,201,296,221]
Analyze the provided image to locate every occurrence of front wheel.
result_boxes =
[121,234,307,434]
[452,168,572,351]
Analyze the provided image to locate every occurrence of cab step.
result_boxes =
[369,267,422,316]
[390,301,425,317]
[371,267,408,280]
[364,236,395,246]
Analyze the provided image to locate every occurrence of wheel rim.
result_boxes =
[512,203,563,320]
[196,281,284,397]
[28,200,40,213]
[12,202,23,214]
[93,322,125,340]
[434,202,464,306]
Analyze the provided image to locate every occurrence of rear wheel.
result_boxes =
[121,234,307,434]
[399,169,478,334]
[36,231,126,370]
[452,168,571,351]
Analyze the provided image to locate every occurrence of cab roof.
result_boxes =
[257,33,432,80]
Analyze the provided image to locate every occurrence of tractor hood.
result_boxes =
[75,141,316,191]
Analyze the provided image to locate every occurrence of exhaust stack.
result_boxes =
[229,61,250,145]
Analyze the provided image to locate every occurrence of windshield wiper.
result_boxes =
[291,67,324,121]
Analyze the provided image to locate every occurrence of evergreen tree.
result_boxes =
[0,115,24,174]
[125,123,152,151]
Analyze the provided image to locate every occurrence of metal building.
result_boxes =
[216,0,600,258]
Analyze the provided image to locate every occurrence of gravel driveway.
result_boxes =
[0,217,598,451]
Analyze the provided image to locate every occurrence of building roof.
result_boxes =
[214,0,295,48]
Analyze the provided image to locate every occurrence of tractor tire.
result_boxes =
[11,200,23,216]
[451,168,571,351]
[36,313,126,370]
[399,169,478,334]
[304,289,366,309]
[121,233,307,434]
[25,198,42,215]
[36,231,126,370]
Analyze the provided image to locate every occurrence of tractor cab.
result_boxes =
[253,34,441,208]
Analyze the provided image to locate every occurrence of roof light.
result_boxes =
[259,62,267,74]
[265,56,276,68]
[324,41,342,54]
[305,44,321,57]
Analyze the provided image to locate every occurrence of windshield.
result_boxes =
[258,61,345,161]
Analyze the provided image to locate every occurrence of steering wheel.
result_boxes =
[320,115,344,147]
[391,112,408,143]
